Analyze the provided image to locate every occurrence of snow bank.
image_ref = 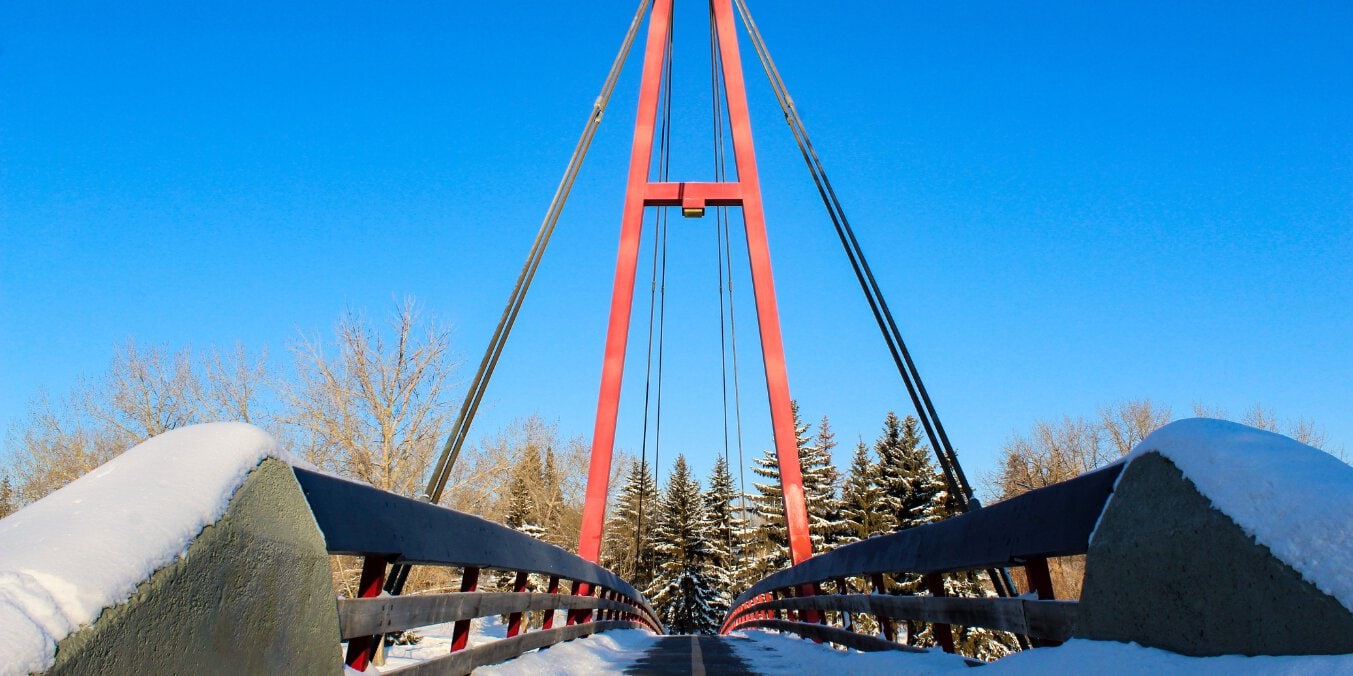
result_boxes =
[1114,418,1353,613]
[725,632,1352,675]
[0,423,283,674]
[474,626,658,676]
[982,639,1353,674]
[361,617,657,675]
[728,629,973,674]
[367,624,1352,674]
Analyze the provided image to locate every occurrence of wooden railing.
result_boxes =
[721,463,1123,655]
[293,468,663,674]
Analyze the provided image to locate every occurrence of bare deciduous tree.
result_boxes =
[1195,401,1333,453]
[6,340,270,504]
[8,393,122,503]
[1100,398,1172,457]
[281,300,456,497]
[989,397,1338,599]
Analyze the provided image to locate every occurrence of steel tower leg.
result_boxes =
[579,0,813,570]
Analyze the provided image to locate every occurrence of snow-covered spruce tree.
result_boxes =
[874,411,942,535]
[503,472,546,541]
[0,474,14,519]
[646,455,724,635]
[745,402,844,584]
[702,456,745,616]
[868,413,1015,656]
[839,440,889,546]
[944,570,1020,660]
[809,415,847,550]
[746,403,808,583]
[601,458,659,593]
[538,445,568,547]
[499,471,545,590]
[873,411,948,643]
[496,447,547,599]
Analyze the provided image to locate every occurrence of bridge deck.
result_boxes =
[623,635,758,675]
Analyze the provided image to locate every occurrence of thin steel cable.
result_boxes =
[651,15,675,494]
[729,0,970,504]
[634,10,675,564]
[712,3,732,485]
[728,0,1023,612]
[634,184,663,560]
[708,9,751,534]
[422,0,653,505]
[710,2,737,554]
[388,0,653,596]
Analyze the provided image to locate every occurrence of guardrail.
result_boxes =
[721,463,1123,655]
[293,468,663,673]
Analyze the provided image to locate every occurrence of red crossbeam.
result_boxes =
[577,0,814,575]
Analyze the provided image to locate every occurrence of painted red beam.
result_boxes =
[576,0,674,567]
[579,0,814,577]
[642,181,744,209]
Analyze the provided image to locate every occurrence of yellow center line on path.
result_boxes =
[690,635,706,676]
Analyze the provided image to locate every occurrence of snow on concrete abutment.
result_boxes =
[0,423,290,674]
[1111,418,1353,613]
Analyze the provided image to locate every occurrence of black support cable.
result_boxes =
[650,14,676,500]
[729,0,970,506]
[634,15,676,565]
[710,3,750,538]
[729,0,1023,608]
[386,0,653,596]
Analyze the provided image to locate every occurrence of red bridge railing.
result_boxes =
[722,463,1123,655]
[293,467,663,673]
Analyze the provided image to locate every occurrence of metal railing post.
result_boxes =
[343,556,389,671]
[835,577,852,631]
[870,573,897,642]
[543,576,561,630]
[1023,557,1061,647]
[451,567,480,652]
[506,570,530,637]
[923,573,955,653]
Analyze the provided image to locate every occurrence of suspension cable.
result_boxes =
[651,14,676,497]
[387,0,653,596]
[729,0,1023,606]
[633,6,676,567]
[710,3,732,551]
[730,0,972,507]
[634,171,663,560]
[710,4,750,537]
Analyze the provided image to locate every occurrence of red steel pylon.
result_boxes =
[577,0,813,570]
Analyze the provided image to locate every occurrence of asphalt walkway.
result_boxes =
[623,635,759,675]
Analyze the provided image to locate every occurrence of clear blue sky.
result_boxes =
[2,1,1350,492]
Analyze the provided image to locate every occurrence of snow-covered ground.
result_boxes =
[359,626,1353,674]
[0,423,284,675]
[4,419,1349,675]
[346,616,659,674]
[1114,418,1353,612]
[734,630,1353,675]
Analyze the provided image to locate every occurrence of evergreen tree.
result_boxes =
[745,403,842,583]
[538,445,567,546]
[839,440,888,545]
[746,405,805,583]
[503,472,546,540]
[875,412,948,535]
[701,456,744,616]
[601,459,659,592]
[866,412,1014,655]
[808,415,846,550]
[646,455,724,634]
[498,470,546,598]
[943,570,1020,660]
[0,474,14,519]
